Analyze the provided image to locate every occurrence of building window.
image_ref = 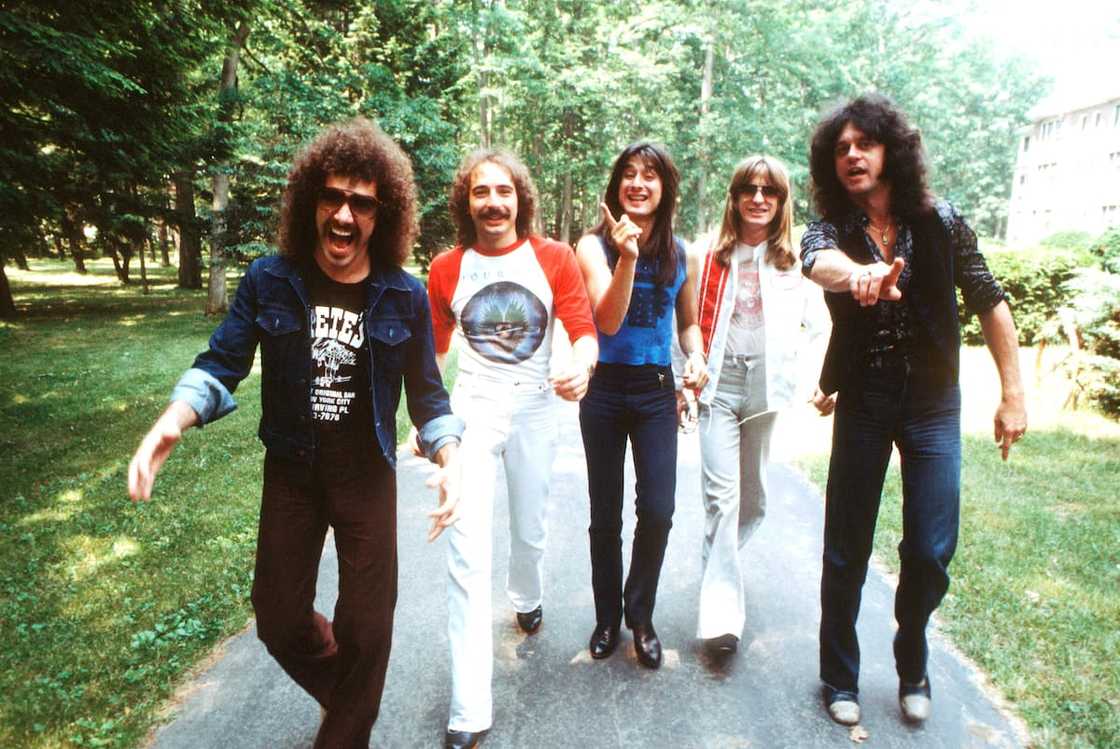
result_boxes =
[1023,135,1030,151]
[1115,104,1120,126]
[1020,175,1026,185]
[1097,112,1104,127]
[1082,115,1088,130]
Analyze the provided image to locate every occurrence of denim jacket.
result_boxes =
[170,255,463,468]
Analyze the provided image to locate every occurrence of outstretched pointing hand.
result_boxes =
[849,257,904,307]
[600,203,641,260]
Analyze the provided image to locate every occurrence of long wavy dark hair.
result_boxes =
[448,149,537,248]
[809,93,934,223]
[278,117,418,267]
[591,141,680,287]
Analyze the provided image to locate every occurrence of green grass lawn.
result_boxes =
[0,258,449,748]
[796,414,1120,749]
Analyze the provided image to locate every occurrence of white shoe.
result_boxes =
[899,677,931,722]
[825,687,861,726]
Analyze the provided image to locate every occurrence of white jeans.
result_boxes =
[696,355,777,640]
[446,378,558,732]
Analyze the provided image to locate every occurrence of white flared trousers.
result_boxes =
[445,378,557,732]
[696,356,777,640]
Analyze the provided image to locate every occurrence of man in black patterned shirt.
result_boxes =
[800,94,1027,727]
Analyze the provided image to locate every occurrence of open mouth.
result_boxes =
[328,226,354,250]
[846,167,867,178]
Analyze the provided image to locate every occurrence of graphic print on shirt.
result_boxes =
[625,258,671,328]
[459,281,548,364]
[733,259,764,330]
[310,304,366,423]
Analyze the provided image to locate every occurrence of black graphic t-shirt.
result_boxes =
[304,261,372,444]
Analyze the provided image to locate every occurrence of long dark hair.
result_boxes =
[591,141,680,286]
[448,149,537,248]
[809,93,933,223]
[278,117,418,267]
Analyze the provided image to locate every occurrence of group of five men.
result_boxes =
[128,93,1026,747]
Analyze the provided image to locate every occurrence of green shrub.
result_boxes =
[1039,230,1096,252]
[960,244,1089,345]
[1089,227,1120,274]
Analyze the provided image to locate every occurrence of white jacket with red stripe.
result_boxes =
[694,239,828,410]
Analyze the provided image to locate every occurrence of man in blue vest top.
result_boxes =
[800,94,1027,727]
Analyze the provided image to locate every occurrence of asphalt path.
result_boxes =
[149,401,1027,748]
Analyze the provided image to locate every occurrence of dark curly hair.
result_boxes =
[448,149,537,248]
[590,141,680,287]
[278,117,418,267]
[809,93,933,223]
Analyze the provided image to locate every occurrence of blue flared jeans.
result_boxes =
[820,362,961,693]
[579,363,678,629]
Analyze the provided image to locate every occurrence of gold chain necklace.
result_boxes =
[867,218,892,246]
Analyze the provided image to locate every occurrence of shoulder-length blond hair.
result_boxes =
[713,155,795,270]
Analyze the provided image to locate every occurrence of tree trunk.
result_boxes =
[207,21,250,315]
[159,220,170,266]
[560,170,573,245]
[135,235,149,295]
[109,244,130,284]
[474,0,491,147]
[175,171,202,289]
[61,206,87,273]
[10,248,29,271]
[0,262,16,318]
[695,39,714,237]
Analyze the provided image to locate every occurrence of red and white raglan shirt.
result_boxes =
[428,235,596,386]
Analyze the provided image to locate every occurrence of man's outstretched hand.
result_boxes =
[848,258,904,307]
[128,401,197,501]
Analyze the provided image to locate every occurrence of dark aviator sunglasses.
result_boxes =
[738,184,781,200]
[319,186,380,218]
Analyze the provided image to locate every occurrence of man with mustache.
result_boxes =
[800,94,1026,727]
[127,119,463,748]
[426,149,598,748]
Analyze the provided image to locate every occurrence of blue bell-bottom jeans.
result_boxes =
[820,362,961,693]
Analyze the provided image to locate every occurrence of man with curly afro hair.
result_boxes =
[128,118,464,748]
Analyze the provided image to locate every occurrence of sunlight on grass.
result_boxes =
[65,537,141,582]
[8,269,121,287]
[18,506,76,526]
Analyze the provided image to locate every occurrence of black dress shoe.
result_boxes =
[444,728,488,748]
[631,623,662,669]
[705,633,739,654]
[515,605,542,634]
[589,623,619,659]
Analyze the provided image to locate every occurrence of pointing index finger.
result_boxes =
[600,202,618,230]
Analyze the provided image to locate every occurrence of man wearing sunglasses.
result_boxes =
[800,94,1026,728]
[127,118,464,749]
